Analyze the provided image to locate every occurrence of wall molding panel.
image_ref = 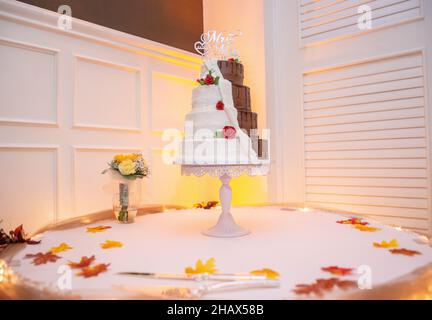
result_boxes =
[0,37,59,127]
[0,144,59,232]
[73,55,143,132]
[302,50,431,232]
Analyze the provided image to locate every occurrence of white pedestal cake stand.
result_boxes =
[181,163,270,238]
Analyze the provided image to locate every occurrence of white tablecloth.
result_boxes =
[9,207,432,299]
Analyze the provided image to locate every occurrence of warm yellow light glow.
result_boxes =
[0,259,14,284]
[230,176,268,206]
[153,71,197,86]
[132,49,200,70]
[394,226,403,231]
[81,219,92,224]
[299,207,310,212]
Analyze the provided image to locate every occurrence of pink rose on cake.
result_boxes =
[222,126,237,139]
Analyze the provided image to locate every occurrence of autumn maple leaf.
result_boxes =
[250,268,280,279]
[336,218,368,226]
[321,266,353,276]
[373,239,398,248]
[67,255,96,269]
[87,226,112,233]
[353,224,380,232]
[77,263,110,278]
[100,240,123,249]
[389,248,421,256]
[25,252,61,265]
[185,258,217,274]
[49,242,73,254]
[293,278,357,297]
[0,224,41,245]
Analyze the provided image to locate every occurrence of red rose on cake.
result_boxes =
[216,101,224,110]
[205,74,215,85]
[222,126,237,139]
[228,57,241,63]
[196,70,220,86]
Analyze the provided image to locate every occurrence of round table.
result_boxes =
[1,206,432,299]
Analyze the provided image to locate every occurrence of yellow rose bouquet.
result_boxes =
[102,153,149,223]
[102,153,149,180]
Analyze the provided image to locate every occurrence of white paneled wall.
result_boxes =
[303,50,430,232]
[0,1,220,233]
[299,0,423,46]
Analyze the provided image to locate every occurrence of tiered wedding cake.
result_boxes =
[179,59,262,165]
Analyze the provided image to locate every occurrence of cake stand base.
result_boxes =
[202,174,250,238]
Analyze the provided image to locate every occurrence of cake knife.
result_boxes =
[117,272,268,282]
[114,279,280,299]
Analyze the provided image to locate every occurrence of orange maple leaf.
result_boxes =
[87,226,112,233]
[353,224,380,232]
[49,242,73,254]
[250,268,280,279]
[389,248,421,257]
[77,263,110,278]
[100,240,123,249]
[373,239,398,248]
[25,252,61,265]
[185,258,217,274]
[321,266,353,276]
[67,255,95,269]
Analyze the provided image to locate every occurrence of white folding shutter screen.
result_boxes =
[303,51,430,233]
[299,0,423,46]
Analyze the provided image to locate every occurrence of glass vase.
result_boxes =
[112,178,139,224]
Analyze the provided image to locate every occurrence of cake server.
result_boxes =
[117,272,267,282]
[114,279,280,299]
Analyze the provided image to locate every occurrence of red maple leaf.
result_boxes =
[389,248,421,257]
[293,278,357,297]
[0,224,40,245]
[336,218,369,225]
[77,263,110,278]
[321,266,353,276]
[25,252,61,265]
[67,255,95,269]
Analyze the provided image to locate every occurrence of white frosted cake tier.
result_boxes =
[192,85,226,110]
[185,109,235,135]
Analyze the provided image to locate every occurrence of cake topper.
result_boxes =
[194,30,242,61]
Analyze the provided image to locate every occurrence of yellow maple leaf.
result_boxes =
[100,240,123,249]
[354,224,381,232]
[250,268,280,279]
[87,226,111,233]
[373,239,398,248]
[185,258,217,274]
[49,242,73,254]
